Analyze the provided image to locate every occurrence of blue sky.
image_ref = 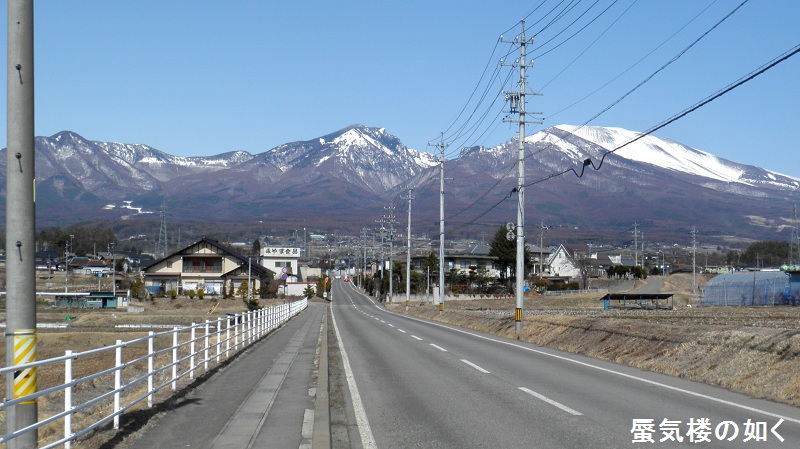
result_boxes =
[3,1,799,177]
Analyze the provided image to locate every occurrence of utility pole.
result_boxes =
[436,134,447,312]
[633,223,639,267]
[538,220,549,275]
[109,242,116,300]
[361,227,369,288]
[157,200,168,258]
[790,203,799,266]
[502,20,542,333]
[691,226,698,297]
[384,205,397,303]
[6,0,38,446]
[405,187,414,311]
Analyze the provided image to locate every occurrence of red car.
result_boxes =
[343,276,350,282]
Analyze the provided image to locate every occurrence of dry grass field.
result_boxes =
[387,273,800,408]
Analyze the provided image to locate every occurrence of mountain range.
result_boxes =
[1,124,798,246]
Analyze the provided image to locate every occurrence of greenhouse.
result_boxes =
[702,271,798,306]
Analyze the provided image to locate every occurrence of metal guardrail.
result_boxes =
[0,298,308,448]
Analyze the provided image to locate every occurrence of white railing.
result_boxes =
[0,298,308,448]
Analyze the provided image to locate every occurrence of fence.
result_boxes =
[544,288,608,297]
[0,298,307,448]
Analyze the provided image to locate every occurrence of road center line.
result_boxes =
[411,335,422,341]
[519,387,583,416]
[460,359,490,374]
[387,324,395,328]
[429,344,448,352]
[398,329,406,333]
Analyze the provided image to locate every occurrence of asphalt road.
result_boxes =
[331,280,800,448]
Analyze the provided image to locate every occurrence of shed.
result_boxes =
[599,293,675,310]
[86,291,118,309]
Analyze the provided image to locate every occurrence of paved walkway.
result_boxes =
[119,302,326,449]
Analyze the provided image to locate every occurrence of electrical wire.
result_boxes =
[526,42,800,187]
[578,0,749,128]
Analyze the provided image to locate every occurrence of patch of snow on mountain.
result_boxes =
[316,155,332,166]
[555,125,749,184]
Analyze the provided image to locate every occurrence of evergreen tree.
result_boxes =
[488,225,515,284]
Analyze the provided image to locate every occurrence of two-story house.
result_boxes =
[143,238,274,297]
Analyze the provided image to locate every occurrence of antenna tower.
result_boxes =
[157,201,168,258]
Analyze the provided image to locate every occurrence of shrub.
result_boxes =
[188,289,195,299]
[198,289,205,300]
[169,289,177,300]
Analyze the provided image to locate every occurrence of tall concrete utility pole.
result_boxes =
[405,187,414,311]
[6,0,38,446]
[436,134,447,312]
[502,20,542,333]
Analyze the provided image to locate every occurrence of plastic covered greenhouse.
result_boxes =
[702,271,797,306]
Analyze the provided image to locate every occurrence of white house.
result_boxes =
[260,246,302,282]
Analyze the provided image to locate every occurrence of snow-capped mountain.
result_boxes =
[0,124,797,243]
[410,125,800,243]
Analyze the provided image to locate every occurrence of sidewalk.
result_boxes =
[116,301,328,449]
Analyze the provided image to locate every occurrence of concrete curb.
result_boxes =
[312,305,331,449]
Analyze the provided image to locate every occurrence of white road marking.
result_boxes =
[430,344,448,352]
[331,303,378,448]
[460,359,490,374]
[411,335,423,341]
[387,324,395,328]
[519,387,583,416]
[395,313,800,425]
[398,329,406,333]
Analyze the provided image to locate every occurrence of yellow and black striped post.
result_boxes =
[13,329,37,403]
[515,308,523,324]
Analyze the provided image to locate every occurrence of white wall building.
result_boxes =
[260,246,302,282]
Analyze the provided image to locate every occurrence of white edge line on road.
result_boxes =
[430,343,448,352]
[345,288,800,426]
[460,359,490,374]
[519,387,583,416]
[331,304,378,449]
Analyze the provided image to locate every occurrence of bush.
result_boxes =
[188,289,195,299]
[198,289,205,300]
[169,289,177,300]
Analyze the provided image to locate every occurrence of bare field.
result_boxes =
[387,274,800,408]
